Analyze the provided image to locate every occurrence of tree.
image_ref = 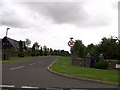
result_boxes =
[43,45,48,56]
[98,36,118,59]
[18,40,24,57]
[39,47,43,56]
[73,40,86,58]
[31,42,39,56]
[60,50,70,56]
[53,49,60,56]
[34,42,39,50]
[25,39,31,47]
[86,43,100,56]
[49,48,53,55]
[31,43,36,56]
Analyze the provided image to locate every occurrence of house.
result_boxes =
[1,37,31,60]
[2,37,19,60]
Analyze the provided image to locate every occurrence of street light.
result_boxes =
[4,28,10,60]
[6,28,10,37]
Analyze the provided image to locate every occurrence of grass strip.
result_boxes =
[49,57,119,84]
[0,56,36,62]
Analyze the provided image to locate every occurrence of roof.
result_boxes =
[3,37,19,50]
[7,37,19,49]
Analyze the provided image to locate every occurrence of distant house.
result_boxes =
[2,37,20,60]
[2,37,19,50]
[1,37,31,60]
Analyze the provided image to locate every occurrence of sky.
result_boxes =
[0,0,119,52]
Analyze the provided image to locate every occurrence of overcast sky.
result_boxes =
[0,0,119,51]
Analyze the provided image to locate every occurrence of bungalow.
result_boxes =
[2,37,19,60]
[1,37,31,60]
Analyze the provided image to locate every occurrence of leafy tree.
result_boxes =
[31,43,36,56]
[34,42,39,50]
[60,50,70,56]
[31,42,39,56]
[39,47,43,56]
[86,44,96,55]
[49,48,53,55]
[99,36,118,59]
[86,43,100,60]
[47,48,50,55]
[25,39,31,47]
[53,49,60,56]
[73,40,86,58]
[18,40,24,57]
[43,45,48,56]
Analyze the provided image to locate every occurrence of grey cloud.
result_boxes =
[1,10,27,28]
[1,1,112,28]
[24,2,89,26]
[24,2,111,27]
[43,3,87,24]
[0,1,31,28]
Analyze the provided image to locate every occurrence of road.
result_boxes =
[2,56,119,89]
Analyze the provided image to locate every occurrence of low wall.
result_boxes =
[72,58,90,68]
[72,57,119,69]
[106,60,120,69]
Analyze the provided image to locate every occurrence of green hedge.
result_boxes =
[95,61,109,69]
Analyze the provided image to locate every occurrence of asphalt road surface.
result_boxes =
[2,56,119,89]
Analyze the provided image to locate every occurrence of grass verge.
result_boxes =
[0,56,36,62]
[49,57,119,84]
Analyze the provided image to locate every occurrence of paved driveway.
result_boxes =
[2,56,119,89]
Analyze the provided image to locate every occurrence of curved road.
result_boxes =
[2,56,119,89]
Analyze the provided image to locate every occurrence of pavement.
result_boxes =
[1,56,119,89]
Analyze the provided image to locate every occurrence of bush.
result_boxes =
[95,61,109,69]
[31,51,36,56]
[18,51,24,57]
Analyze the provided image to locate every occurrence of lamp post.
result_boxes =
[6,28,10,37]
[4,28,10,60]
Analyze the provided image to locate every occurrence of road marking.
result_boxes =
[9,67,16,70]
[29,63,35,66]
[9,66,24,70]
[0,85,14,87]
[21,86,39,88]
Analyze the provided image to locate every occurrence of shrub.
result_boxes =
[95,61,109,69]
[18,51,24,57]
[31,51,36,56]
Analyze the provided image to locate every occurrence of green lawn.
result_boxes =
[0,56,35,62]
[0,56,50,62]
[50,57,119,84]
